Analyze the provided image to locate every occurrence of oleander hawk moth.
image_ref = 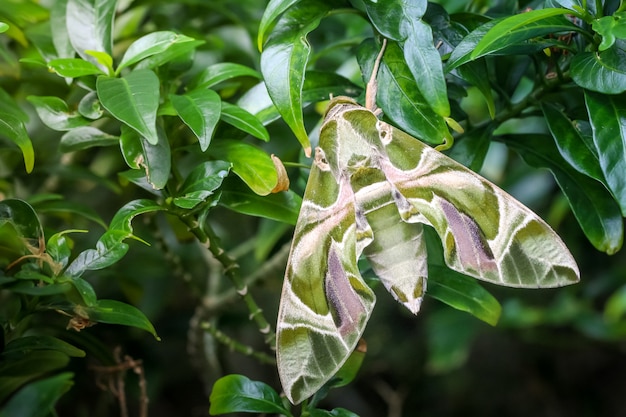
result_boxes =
[276,40,580,405]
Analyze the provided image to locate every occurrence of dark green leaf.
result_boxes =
[97,69,160,145]
[502,134,623,254]
[220,180,301,224]
[541,102,605,182]
[3,336,85,358]
[83,299,159,339]
[444,125,493,171]
[173,160,231,209]
[0,113,34,172]
[191,62,261,90]
[33,198,106,229]
[592,12,626,51]
[585,91,626,216]
[260,0,332,156]
[358,39,451,145]
[309,409,359,417]
[428,265,501,326]
[0,372,73,417]
[571,46,626,94]
[220,102,269,141]
[0,199,43,245]
[171,89,221,151]
[208,140,277,196]
[209,374,290,415]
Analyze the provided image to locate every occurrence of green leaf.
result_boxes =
[0,112,34,172]
[47,58,104,77]
[0,199,43,245]
[83,299,159,339]
[33,198,106,229]
[26,96,91,131]
[220,102,269,141]
[78,91,103,119]
[133,39,204,71]
[309,409,359,417]
[541,102,605,183]
[47,230,86,269]
[585,91,626,216]
[50,0,73,59]
[117,31,198,73]
[257,0,301,51]
[3,336,85,358]
[428,265,501,326]
[208,140,277,196]
[170,89,221,151]
[444,125,493,171]
[119,125,171,190]
[173,160,231,209]
[190,62,261,90]
[260,0,331,157]
[209,374,290,415]
[66,0,116,72]
[97,69,160,145]
[592,12,626,51]
[471,8,575,59]
[502,134,623,254]
[220,180,301,224]
[571,46,626,94]
[359,39,451,145]
[59,126,118,152]
[0,372,73,417]
[0,22,8,33]
[0,88,28,122]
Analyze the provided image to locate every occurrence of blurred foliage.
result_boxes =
[0,0,625,416]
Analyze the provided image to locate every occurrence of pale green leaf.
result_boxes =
[66,0,116,72]
[47,58,104,77]
[26,96,91,131]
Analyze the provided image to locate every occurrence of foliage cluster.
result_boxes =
[1,0,625,416]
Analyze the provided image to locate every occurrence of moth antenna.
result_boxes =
[365,38,387,112]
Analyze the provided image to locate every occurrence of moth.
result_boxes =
[276,40,580,405]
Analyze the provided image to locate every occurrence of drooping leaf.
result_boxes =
[119,124,171,190]
[0,112,34,172]
[220,102,269,141]
[0,372,74,417]
[170,89,221,151]
[571,46,626,94]
[82,299,159,339]
[585,90,626,216]
[97,69,160,145]
[260,0,332,156]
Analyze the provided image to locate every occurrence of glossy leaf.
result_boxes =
[59,126,118,152]
[47,230,86,269]
[428,265,501,326]
[208,140,278,196]
[592,12,626,51]
[0,199,43,246]
[220,102,269,141]
[541,102,605,183]
[0,22,8,33]
[83,299,159,339]
[0,112,34,172]
[0,372,73,417]
[470,8,575,59]
[170,89,221,151]
[585,91,626,216]
[77,91,103,119]
[47,58,104,77]
[358,39,451,145]
[220,181,301,224]
[257,0,301,50]
[364,0,449,116]
[502,134,623,254]
[260,0,331,156]
[27,96,91,131]
[191,62,261,90]
[571,46,626,94]
[117,31,198,73]
[173,160,231,209]
[50,0,73,59]
[209,374,290,415]
[66,0,116,72]
[97,69,160,145]
[3,336,85,358]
